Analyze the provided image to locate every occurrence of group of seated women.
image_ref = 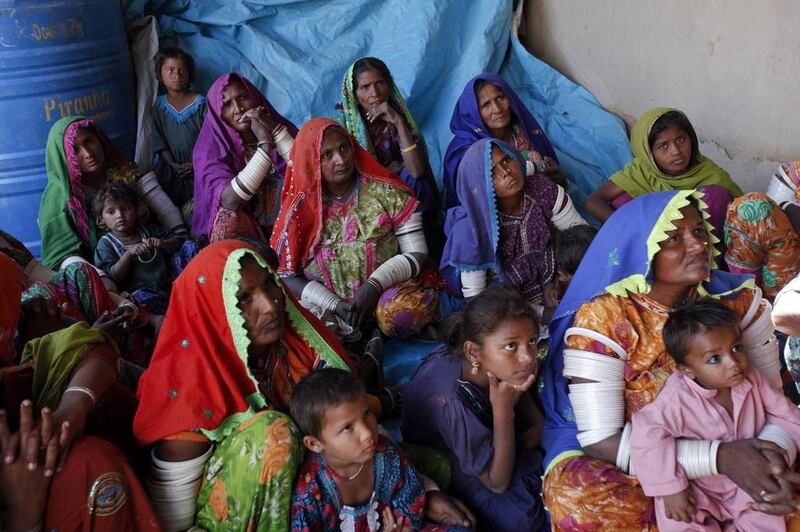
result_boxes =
[4,42,800,532]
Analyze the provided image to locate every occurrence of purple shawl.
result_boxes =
[443,73,557,209]
[440,138,526,297]
[191,73,298,237]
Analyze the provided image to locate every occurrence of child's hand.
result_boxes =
[144,237,162,250]
[663,489,696,524]
[128,242,149,257]
[381,506,410,532]
[487,371,535,413]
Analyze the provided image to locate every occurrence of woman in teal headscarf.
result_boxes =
[540,190,799,530]
[334,57,441,254]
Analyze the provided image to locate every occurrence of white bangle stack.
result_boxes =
[616,421,634,474]
[148,445,214,531]
[759,423,798,465]
[300,280,341,313]
[551,186,588,230]
[676,439,721,479]
[395,212,428,254]
[460,270,488,299]
[231,148,274,201]
[368,254,417,293]
[741,299,782,388]
[273,124,295,162]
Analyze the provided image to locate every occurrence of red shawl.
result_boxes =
[269,118,414,276]
[133,240,354,445]
[0,254,22,365]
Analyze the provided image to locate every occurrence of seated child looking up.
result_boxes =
[289,368,465,532]
[401,285,547,531]
[93,181,182,316]
[631,299,800,531]
[554,224,597,299]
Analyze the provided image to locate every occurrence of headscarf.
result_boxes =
[0,254,23,365]
[539,190,754,470]
[443,73,558,208]
[270,118,415,276]
[440,138,527,295]
[39,116,139,269]
[191,73,298,237]
[609,107,742,198]
[333,58,427,157]
[133,240,354,445]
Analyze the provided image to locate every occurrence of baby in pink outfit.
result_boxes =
[631,299,800,531]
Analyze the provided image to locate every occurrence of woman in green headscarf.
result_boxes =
[38,116,186,277]
[585,107,799,300]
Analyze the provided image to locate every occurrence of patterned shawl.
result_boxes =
[39,116,139,269]
[333,58,427,157]
[610,107,742,198]
[443,73,557,208]
[191,73,297,237]
[133,240,354,445]
[270,118,414,276]
[539,190,754,470]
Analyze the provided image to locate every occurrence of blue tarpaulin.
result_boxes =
[125,0,633,213]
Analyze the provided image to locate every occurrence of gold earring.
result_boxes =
[471,360,480,375]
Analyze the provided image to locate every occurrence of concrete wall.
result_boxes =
[523,0,800,192]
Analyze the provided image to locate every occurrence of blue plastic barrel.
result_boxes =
[0,0,136,258]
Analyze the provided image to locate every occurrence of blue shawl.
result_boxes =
[440,138,525,297]
[443,73,557,209]
[539,190,754,470]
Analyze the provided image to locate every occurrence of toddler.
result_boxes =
[631,299,800,531]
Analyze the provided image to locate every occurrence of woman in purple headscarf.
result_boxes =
[192,72,298,242]
[443,73,563,209]
[441,138,586,325]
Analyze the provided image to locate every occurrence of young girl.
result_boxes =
[631,299,800,531]
[151,46,206,210]
[93,181,184,317]
[289,368,468,531]
[401,285,547,531]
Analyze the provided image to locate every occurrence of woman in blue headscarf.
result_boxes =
[440,138,586,319]
[443,73,562,209]
[539,190,798,530]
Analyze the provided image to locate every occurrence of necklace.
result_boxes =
[330,461,366,482]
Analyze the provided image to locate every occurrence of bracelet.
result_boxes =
[64,386,97,405]
[365,278,384,293]
[257,140,274,151]
[400,143,418,154]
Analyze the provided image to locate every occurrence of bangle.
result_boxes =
[257,140,274,151]
[400,143,418,154]
[64,386,97,405]
[365,278,384,293]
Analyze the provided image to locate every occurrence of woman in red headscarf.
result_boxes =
[134,240,356,530]
[271,118,439,340]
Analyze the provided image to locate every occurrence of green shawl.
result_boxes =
[20,321,116,411]
[39,116,139,269]
[39,116,94,269]
[610,107,743,198]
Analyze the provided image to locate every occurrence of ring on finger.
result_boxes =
[759,489,767,498]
